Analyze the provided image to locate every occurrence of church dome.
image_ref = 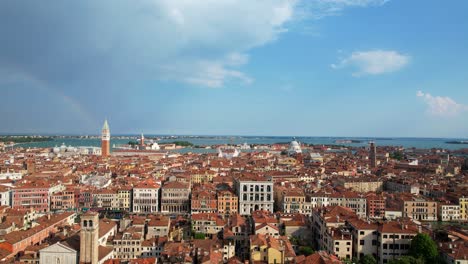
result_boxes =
[288,139,302,154]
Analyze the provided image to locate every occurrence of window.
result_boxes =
[360,240,365,245]
[360,231,364,235]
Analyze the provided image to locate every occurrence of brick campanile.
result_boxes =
[80,211,99,264]
[101,119,110,157]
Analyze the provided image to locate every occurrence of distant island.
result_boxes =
[0,136,53,144]
[165,141,194,147]
[335,139,362,144]
[446,140,468,144]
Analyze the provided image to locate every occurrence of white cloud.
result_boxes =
[0,0,391,89]
[417,91,468,117]
[184,60,253,88]
[297,0,389,20]
[331,50,409,76]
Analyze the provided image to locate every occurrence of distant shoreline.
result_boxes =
[0,136,53,144]
[446,141,468,144]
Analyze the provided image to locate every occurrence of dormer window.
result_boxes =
[83,220,88,227]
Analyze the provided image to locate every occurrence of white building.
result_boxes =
[81,174,112,189]
[39,242,78,264]
[218,148,240,159]
[288,139,302,155]
[237,177,274,215]
[77,146,102,156]
[240,143,251,150]
[0,172,22,180]
[0,186,10,206]
[132,180,160,213]
[438,204,460,222]
[149,142,160,150]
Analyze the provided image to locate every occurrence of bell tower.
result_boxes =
[80,212,99,264]
[101,120,110,157]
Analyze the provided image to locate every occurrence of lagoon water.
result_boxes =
[13,136,468,151]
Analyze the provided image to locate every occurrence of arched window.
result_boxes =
[243,185,247,192]
[255,185,259,192]
[83,220,88,227]
[89,220,93,227]
[267,186,271,192]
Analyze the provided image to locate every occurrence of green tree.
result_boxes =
[409,233,438,263]
[388,256,424,264]
[194,233,205,239]
[168,141,194,147]
[359,254,377,264]
[298,246,314,256]
[390,151,404,160]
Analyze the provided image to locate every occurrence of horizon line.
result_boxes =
[0,133,467,140]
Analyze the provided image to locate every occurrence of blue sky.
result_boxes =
[1,0,467,137]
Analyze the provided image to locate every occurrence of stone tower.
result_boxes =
[369,141,377,168]
[101,120,110,157]
[80,212,99,264]
[140,133,145,147]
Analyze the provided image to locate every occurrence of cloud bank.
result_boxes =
[0,0,393,90]
[417,91,468,117]
[331,50,409,76]
[0,1,300,89]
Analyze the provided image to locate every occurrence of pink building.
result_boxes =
[50,188,78,211]
[12,184,50,213]
[366,193,385,219]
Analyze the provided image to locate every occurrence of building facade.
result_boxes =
[160,181,190,214]
[217,189,238,216]
[459,197,468,221]
[132,180,160,213]
[237,177,274,215]
[12,185,50,213]
[403,197,438,221]
[438,204,460,222]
